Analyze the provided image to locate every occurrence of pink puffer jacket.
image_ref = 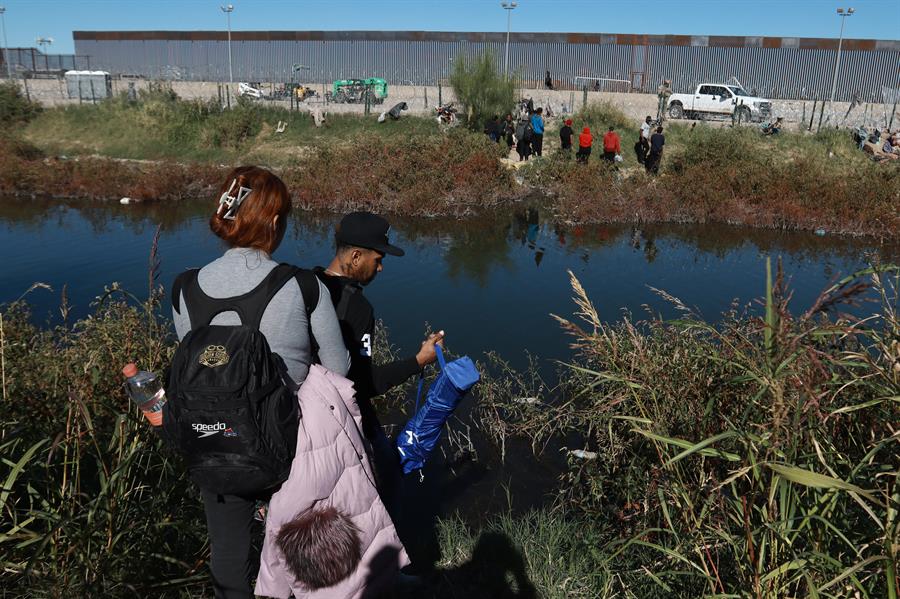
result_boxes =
[255,365,409,599]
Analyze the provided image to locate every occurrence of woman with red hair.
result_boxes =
[172,166,350,598]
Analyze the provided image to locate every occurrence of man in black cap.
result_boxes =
[315,211,444,447]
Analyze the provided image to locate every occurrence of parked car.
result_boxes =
[667,83,771,122]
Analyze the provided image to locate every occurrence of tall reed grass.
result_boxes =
[475,259,900,597]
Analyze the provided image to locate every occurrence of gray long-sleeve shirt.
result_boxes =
[172,248,350,385]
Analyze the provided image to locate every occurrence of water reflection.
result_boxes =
[1,196,896,369]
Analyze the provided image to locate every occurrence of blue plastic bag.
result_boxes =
[396,345,480,475]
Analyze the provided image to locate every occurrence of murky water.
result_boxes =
[1,197,893,371]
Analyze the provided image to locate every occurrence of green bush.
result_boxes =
[570,100,633,136]
[449,50,518,129]
[0,81,42,126]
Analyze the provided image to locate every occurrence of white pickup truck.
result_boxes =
[667,83,771,122]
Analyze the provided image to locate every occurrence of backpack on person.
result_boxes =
[164,264,319,496]
[523,121,534,142]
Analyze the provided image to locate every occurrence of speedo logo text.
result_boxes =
[192,422,227,438]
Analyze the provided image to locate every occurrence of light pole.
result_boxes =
[36,37,52,72]
[221,4,234,85]
[501,2,517,79]
[0,7,10,79]
[828,7,854,116]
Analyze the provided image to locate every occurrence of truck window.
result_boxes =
[699,85,714,95]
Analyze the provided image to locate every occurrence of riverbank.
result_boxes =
[3,84,899,236]
[2,260,897,597]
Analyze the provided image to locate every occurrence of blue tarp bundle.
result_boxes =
[396,345,480,475]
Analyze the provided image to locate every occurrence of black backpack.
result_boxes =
[164,264,319,496]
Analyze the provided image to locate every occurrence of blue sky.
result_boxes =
[2,0,898,55]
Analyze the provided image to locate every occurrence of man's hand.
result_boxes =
[415,330,445,368]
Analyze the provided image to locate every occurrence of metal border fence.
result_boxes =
[68,30,900,102]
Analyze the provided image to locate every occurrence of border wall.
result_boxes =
[73,30,900,102]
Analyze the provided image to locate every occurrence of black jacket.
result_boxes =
[313,268,421,440]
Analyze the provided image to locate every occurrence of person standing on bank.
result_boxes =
[576,126,593,163]
[314,212,444,498]
[530,107,545,157]
[640,115,653,159]
[602,126,621,163]
[559,118,574,155]
[647,126,665,174]
[172,166,350,599]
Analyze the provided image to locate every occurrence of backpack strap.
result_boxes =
[288,266,319,319]
[289,266,320,362]
[171,268,198,315]
[179,264,299,331]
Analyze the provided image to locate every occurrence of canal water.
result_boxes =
[2,196,896,562]
[2,197,893,372]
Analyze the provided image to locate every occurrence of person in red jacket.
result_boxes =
[602,126,621,163]
[576,127,592,163]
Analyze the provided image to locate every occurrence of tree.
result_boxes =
[449,51,517,130]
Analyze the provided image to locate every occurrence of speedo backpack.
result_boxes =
[164,264,318,496]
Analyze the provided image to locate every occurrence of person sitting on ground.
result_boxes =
[576,127,593,164]
[544,70,554,90]
[559,118,574,154]
[762,117,784,135]
[602,126,621,163]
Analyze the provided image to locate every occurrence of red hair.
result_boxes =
[209,166,292,254]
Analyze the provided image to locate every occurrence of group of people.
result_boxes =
[634,115,666,173]
[484,106,547,161]
[558,120,623,164]
[170,166,444,598]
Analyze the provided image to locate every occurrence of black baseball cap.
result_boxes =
[335,211,405,256]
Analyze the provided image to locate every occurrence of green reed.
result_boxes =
[475,259,899,597]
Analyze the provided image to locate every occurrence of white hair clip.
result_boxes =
[217,179,253,220]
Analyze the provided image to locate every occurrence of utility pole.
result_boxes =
[36,36,53,72]
[501,2,517,79]
[221,4,234,85]
[0,7,11,79]
[828,7,854,120]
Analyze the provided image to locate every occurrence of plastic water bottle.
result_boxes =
[122,363,167,426]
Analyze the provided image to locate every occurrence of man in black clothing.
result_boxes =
[315,212,444,447]
[559,118,574,155]
[646,126,665,174]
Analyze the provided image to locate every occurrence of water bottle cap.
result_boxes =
[122,363,138,378]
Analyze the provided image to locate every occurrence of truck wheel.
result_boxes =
[668,103,684,119]
[736,106,752,124]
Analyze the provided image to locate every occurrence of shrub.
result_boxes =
[570,100,633,135]
[0,81,42,125]
[449,50,518,129]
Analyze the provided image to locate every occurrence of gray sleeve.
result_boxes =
[172,291,191,341]
[310,278,351,376]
